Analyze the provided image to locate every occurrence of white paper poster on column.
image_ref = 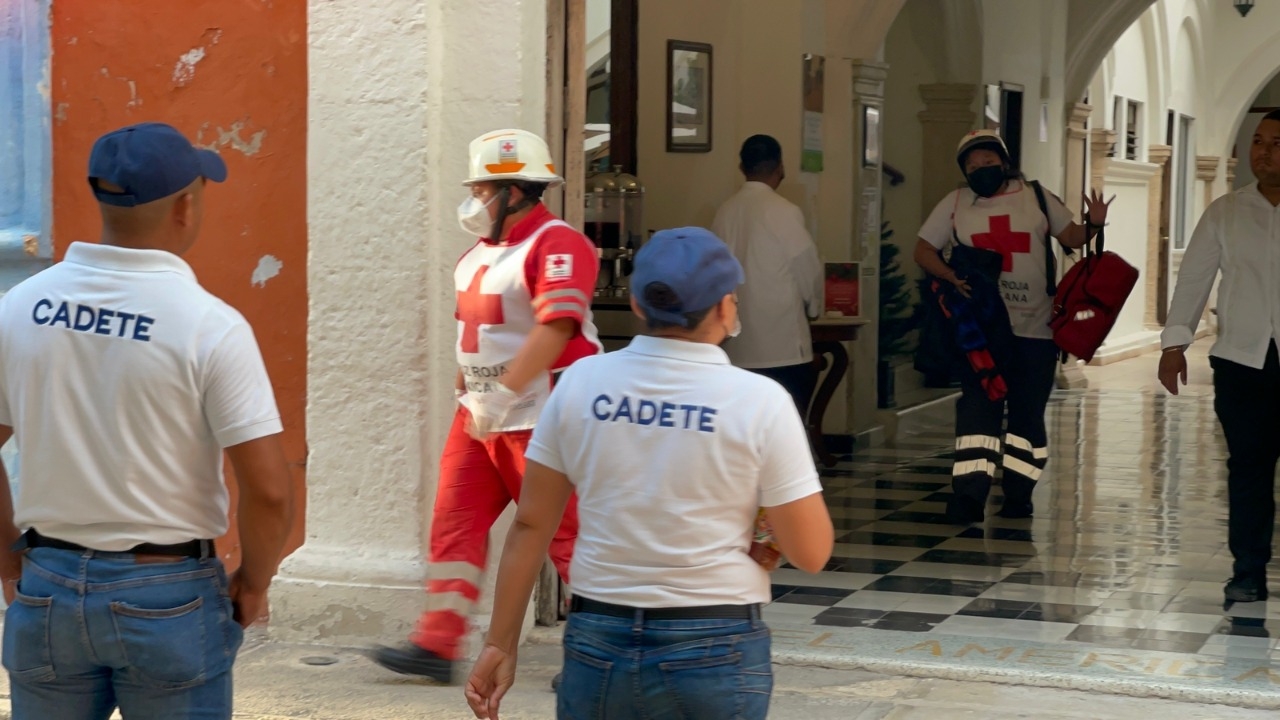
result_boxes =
[859,187,879,263]
[802,55,825,173]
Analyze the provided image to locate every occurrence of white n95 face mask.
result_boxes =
[458,195,496,237]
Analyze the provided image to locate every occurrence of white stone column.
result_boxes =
[1056,103,1093,390]
[1089,129,1117,194]
[274,0,548,647]
[847,60,888,440]
[1145,145,1172,329]
[917,84,978,217]
[1227,157,1239,189]
[1196,155,1219,211]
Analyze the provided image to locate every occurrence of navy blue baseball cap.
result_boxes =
[631,227,744,327]
[88,122,228,207]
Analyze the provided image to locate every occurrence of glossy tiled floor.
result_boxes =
[767,347,1280,666]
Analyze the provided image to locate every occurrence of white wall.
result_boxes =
[1235,112,1264,189]
[276,0,547,646]
[1101,161,1158,345]
[981,0,1069,194]
[1231,73,1280,189]
[881,2,943,287]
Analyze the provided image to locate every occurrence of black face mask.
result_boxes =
[966,165,1006,198]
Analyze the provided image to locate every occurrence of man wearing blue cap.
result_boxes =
[464,228,834,720]
[0,123,294,719]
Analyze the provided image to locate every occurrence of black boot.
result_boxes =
[1225,574,1269,603]
[945,494,985,525]
[997,479,1036,519]
[368,644,454,683]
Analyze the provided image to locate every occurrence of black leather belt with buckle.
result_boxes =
[16,529,215,560]
[570,596,759,621]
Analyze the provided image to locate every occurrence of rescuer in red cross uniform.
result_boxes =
[372,129,601,682]
[913,130,1111,525]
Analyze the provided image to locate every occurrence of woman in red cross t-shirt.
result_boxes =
[911,129,1112,525]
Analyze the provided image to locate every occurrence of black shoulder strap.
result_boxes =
[1030,180,1057,296]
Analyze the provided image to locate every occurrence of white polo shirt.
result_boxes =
[0,242,282,551]
[526,335,822,607]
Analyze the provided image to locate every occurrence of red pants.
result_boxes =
[410,408,578,660]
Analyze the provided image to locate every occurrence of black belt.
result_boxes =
[570,596,759,621]
[17,529,215,560]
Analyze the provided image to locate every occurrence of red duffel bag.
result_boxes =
[1049,227,1139,363]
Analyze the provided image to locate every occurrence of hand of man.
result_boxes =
[1,549,23,605]
[227,570,269,628]
[464,644,518,719]
[1158,348,1188,395]
[2,576,17,605]
[466,383,522,441]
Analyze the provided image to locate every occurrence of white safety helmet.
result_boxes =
[463,129,563,186]
[955,129,1011,172]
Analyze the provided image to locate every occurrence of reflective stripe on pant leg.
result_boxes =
[1003,433,1047,482]
[953,434,1001,479]
[952,433,1000,502]
[412,410,512,660]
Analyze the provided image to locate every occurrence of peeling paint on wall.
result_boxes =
[198,120,267,156]
[173,47,207,86]
[52,0,308,568]
[251,255,283,287]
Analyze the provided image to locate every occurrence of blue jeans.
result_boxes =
[557,609,773,720]
[3,547,244,720]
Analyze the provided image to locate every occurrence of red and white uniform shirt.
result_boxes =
[919,180,1073,340]
[454,204,602,431]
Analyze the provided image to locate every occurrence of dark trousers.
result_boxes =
[952,337,1058,504]
[1212,343,1280,578]
[750,363,818,417]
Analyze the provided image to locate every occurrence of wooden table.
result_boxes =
[807,318,866,467]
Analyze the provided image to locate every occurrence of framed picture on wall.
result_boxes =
[667,40,713,152]
[861,105,881,168]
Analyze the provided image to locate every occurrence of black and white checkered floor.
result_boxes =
[767,387,1280,662]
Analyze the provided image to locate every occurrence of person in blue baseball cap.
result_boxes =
[0,122,293,719]
[465,227,833,720]
[88,122,228,256]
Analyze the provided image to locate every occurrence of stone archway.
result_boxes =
[1065,0,1161,103]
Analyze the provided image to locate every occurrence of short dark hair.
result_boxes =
[1263,109,1280,125]
[497,180,549,202]
[641,282,713,331]
[739,134,782,177]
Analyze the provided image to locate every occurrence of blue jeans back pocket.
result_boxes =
[2,591,55,682]
[109,596,208,689]
[558,636,615,720]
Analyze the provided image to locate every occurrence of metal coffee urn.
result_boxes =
[585,166,645,298]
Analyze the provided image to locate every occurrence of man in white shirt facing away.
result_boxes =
[712,135,824,415]
[0,122,295,719]
[1160,109,1280,605]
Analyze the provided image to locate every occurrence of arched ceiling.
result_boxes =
[1064,0,1161,102]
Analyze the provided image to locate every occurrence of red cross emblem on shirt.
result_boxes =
[971,215,1031,272]
[456,266,504,353]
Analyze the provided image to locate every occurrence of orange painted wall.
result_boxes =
[50,2,308,565]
